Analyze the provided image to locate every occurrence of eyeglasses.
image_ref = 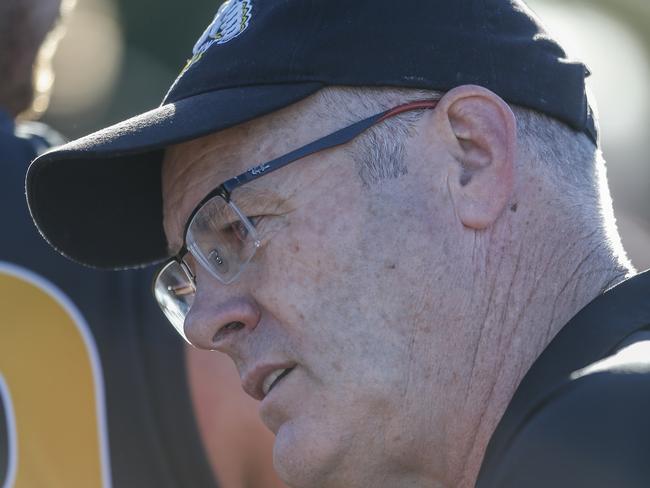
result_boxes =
[153,99,440,340]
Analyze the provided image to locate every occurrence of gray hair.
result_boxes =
[312,86,631,270]
[314,86,601,203]
[314,87,440,186]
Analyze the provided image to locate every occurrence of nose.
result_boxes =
[183,292,261,351]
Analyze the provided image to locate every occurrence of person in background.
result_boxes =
[0,1,285,486]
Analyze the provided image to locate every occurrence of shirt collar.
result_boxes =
[479,269,650,478]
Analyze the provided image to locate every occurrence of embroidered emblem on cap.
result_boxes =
[170,0,252,89]
[194,0,253,52]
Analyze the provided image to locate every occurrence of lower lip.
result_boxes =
[267,368,294,396]
[258,368,297,434]
[260,368,296,410]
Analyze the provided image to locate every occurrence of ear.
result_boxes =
[433,85,516,230]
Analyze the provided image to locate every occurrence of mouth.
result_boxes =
[262,367,294,397]
[243,363,297,401]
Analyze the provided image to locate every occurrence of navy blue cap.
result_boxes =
[27,0,598,269]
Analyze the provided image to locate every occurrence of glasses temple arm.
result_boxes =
[220,99,439,195]
[221,111,387,193]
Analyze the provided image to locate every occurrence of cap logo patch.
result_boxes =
[194,0,252,53]
[169,0,252,92]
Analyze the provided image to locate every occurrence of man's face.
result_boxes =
[162,96,474,487]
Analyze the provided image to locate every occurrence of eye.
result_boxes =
[230,220,250,241]
[225,216,260,242]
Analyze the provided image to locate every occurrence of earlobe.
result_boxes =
[436,85,516,230]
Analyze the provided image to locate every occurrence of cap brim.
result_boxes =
[26,82,324,269]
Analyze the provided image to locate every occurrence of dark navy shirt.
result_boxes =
[0,109,217,488]
[477,269,650,487]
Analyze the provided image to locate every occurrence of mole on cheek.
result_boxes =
[292,241,300,253]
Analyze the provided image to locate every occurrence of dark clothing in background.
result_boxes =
[477,269,650,487]
[0,109,217,488]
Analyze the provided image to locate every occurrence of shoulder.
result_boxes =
[1,120,65,168]
[490,338,650,488]
[0,129,37,166]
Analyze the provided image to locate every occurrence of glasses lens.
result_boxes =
[186,196,260,284]
[153,260,194,341]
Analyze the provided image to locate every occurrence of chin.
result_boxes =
[272,418,351,488]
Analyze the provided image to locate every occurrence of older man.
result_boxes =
[27,0,650,487]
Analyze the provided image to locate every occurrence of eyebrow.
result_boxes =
[232,185,293,216]
[168,184,291,254]
[195,187,282,228]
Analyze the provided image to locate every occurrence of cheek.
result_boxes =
[257,208,420,383]
[260,192,363,295]
[266,208,366,315]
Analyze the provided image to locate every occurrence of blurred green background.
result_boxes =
[43,0,650,270]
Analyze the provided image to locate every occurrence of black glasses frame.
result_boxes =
[158,99,440,283]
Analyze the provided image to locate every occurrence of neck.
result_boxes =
[448,223,632,487]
